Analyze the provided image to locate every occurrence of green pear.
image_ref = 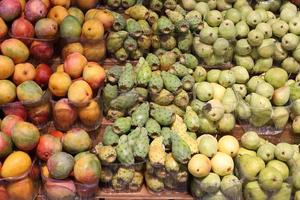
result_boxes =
[231,66,249,84]
[280,2,297,13]
[258,167,283,191]
[250,47,259,60]
[293,116,300,135]
[225,8,241,24]
[265,68,288,89]
[246,11,262,27]
[248,29,264,47]
[211,83,226,100]
[293,44,300,62]
[202,190,228,200]
[239,5,253,21]
[272,20,289,38]
[233,0,248,9]
[220,175,242,199]
[267,160,289,180]
[235,39,252,56]
[200,26,218,45]
[203,54,225,66]
[273,41,288,62]
[266,11,276,21]
[200,173,221,193]
[194,82,214,102]
[256,23,272,38]
[198,114,218,134]
[253,57,273,73]
[236,99,251,120]
[237,147,257,158]
[236,20,250,38]
[203,99,225,121]
[244,181,267,200]
[217,113,235,132]
[205,10,223,27]
[233,84,247,98]
[222,88,238,113]
[280,7,297,23]
[292,99,300,116]
[289,17,300,35]
[193,37,214,58]
[239,155,265,180]
[241,131,261,150]
[193,66,207,82]
[208,0,217,10]
[257,143,275,162]
[272,86,290,106]
[269,0,281,12]
[255,82,274,99]
[197,134,218,157]
[218,19,237,40]
[257,38,275,58]
[285,79,296,86]
[281,33,299,51]
[234,55,254,71]
[290,81,300,101]
[216,0,231,11]
[282,57,300,74]
[195,2,209,17]
[272,106,289,129]
[270,182,292,200]
[293,170,300,190]
[275,143,294,162]
[207,69,221,83]
[213,38,229,56]
[256,8,268,22]
[249,93,272,127]
[218,70,236,88]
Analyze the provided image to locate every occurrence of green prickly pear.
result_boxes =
[145,118,161,139]
[103,83,118,107]
[146,53,160,71]
[106,66,123,84]
[133,128,149,160]
[151,89,174,106]
[174,90,190,109]
[103,126,120,146]
[126,19,142,38]
[118,63,136,92]
[116,135,134,165]
[109,90,139,112]
[95,143,117,164]
[178,31,193,53]
[124,36,138,52]
[181,75,195,91]
[161,127,173,148]
[159,51,177,71]
[149,136,166,167]
[171,133,191,164]
[191,99,205,114]
[180,54,199,69]
[127,127,140,148]
[131,102,150,127]
[107,31,128,53]
[160,35,177,51]
[136,57,152,87]
[115,48,129,62]
[157,16,175,34]
[112,12,126,31]
[149,0,163,12]
[161,71,182,94]
[125,4,149,20]
[184,106,200,132]
[113,117,132,135]
[148,71,163,94]
[169,63,193,78]
[150,103,175,126]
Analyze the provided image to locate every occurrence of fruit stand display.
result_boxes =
[1,0,300,200]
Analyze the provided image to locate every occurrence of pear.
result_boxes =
[265,68,288,89]
[293,44,300,62]
[273,42,288,62]
[257,143,275,162]
[205,10,223,27]
[207,70,221,83]
[292,99,300,116]
[286,79,296,86]
[199,26,218,45]
[217,113,236,133]
[266,11,276,21]
[281,57,300,74]
[275,143,294,162]
[269,0,281,12]
[233,84,247,98]
[253,57,273,73]
[296,191,300,200]
[236,20,250,38]
[293,170,300,190]
[249,93,273,127]
[216,0,231,11]
[211,83,226,100]
[267,160,289,180]
[280,1,297,12]
[250,47,259,60]
[198,115,217,134]
[200,172,221,193]
[197,134,218,158]
[211,152,234,176]
[181,0,197,10]
[289,17,300,35]
[208,0,217,10]
[270,182,292,200]
[235,39,252,56]
[213,38,229,56]
[234,55,254,71]
[281,33,299,51]
[246,11,262,27]
[225,8,241,24]
[236,99,251,120]
[188,154,211,178]
[194,82,214,102]
[203,99,225,121]
[293,116,300,135]
[218,135,239,157]
[290,81,300,101]
[256,23,272,38]
[256,8,268,22]
[258,167,283,191]
[233,0,248,9]
[257,38,275,58]
[241,131,260,150]
[203,54,225,66]
[220,175,242,199]
[272,106,289,129]
[239,5,253,21]
[193,37,214,58]
[280,7,296,23]
[218,70,236,88]
[218,20,237,40]
[255,82,274,100]
[244,181,267,200]
[222,88,237,113]
[272,20,289,38]
[193,66,207,82]
[195,2,209,17]
[239,155,265,180]
[247,29,264,47]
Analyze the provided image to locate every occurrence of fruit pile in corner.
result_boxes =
[0,0,300,199]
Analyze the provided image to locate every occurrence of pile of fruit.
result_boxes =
[1,0,300,199]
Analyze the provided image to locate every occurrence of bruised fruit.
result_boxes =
[63,128,92,154]
[12,121,40,151]
[47,152,74,179]
[1,151,31,178]
[1,115,23,137]
[1,38,29,64]
[0,80,16,105]
[37,134,63,161]
[68,80,93,107]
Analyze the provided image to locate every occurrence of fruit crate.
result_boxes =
[51,88,103,132]
[0,157,40,200]
[99,161,145,193]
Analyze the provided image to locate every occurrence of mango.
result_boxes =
[0,80,16,105]
[7,177,34,200]
[0,39,29,64]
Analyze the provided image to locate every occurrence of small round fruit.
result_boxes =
[218,135,240,157]
[211,152,234,176]
[188,154,211,178]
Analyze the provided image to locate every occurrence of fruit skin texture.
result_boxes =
[188,154,211,178]
[0,38,29,64]
[74,153,101,184]
[35,18,58,39]
[0,132,13,158]
[258,166,283,191]
[0,115,23,137]
[47,152,74,179]
[62,128,92,155]
[12,121,40,151]
[37,134,63,161]
[0,0,21,22]
[47,5,68,24]
[218,135,240,157]
[1,151,32,178]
